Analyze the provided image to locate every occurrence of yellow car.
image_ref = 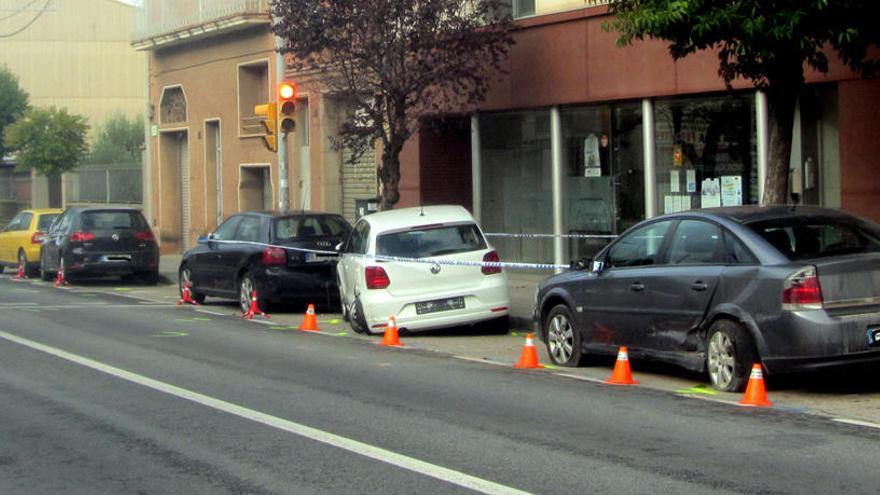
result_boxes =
[0,208,63,276]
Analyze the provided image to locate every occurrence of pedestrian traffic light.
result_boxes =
[278,81,296,134]
[254,102,277,152]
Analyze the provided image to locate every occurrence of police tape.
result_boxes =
[484,232,618,239]
[202,239,569,270]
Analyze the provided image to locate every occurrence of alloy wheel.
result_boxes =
[707,331,736,390]
[239,275,254,313]
[548,313,574,364]
[180,268,192,295]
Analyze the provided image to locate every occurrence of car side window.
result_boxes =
[18,212,33,231]
[606,220,672,268]
[57,212,74,233]
[213,216,241,240]
[722,230,758,264]
[346,221,369,254]
[4,213,22,232]
[664,220,723,265]
[234,216,262,243]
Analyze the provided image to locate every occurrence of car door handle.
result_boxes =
[691,281,708,292]
[630,282,645,292]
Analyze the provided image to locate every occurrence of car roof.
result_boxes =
[662,205,856,224]
[24,208,63,215]
[236,210,345,219]
[67,206,144,213]
[362,205,476,233]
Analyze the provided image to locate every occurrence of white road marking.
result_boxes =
[0,304,177,310]
[554,372,606,384]
[0,331,532,495]
[833,418,880,430]
[453,356,509,367]
[0,302,39,306]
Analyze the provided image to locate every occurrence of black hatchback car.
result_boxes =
[178,211,352,312]
[534,206,880,392]
[39,207,159,284]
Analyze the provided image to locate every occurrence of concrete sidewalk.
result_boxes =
[157,254,544,327]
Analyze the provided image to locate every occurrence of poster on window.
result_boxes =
[721,175,742,206]
[583,134,601,177]
[701,178,721,208]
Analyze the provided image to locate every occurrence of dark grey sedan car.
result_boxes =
[533,206,880,391]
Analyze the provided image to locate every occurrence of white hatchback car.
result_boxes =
[337,205,510,334]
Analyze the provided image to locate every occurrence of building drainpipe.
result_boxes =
[551,106,564,272]
[642,98,657,218]
[756,90,769,205]
[142,55,152,223]
[470,113,481,224]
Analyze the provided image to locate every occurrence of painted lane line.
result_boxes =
[453,356,510,367]
[0,302,39,306]
[554,373,606,384]
[0,303,178,310]
[833,418,880,430]
[0,331,532,495]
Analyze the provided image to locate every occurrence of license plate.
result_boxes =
[868,326,880,347]
[415,297,465,315]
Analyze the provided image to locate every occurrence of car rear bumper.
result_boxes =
[760,308,880,373]
[65,251,159,276]
[359,275,510,333]
[256,265,340,306]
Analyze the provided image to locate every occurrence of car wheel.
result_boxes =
[239,272,261,314]
[40,250,53,281]
[706,319,757,393]
[18,250,33,277]
[179,266,206,304]
[349,297,368,334]
[544,304,584,367]
[59,256,73,283]
[338,278,349,322]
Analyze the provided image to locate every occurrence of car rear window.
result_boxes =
[274,215,350,240]
[37,214,59,231]
[377,223,487,258]
[748,216,880,260]
[80,211,147,231]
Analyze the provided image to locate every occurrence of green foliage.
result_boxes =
[0,64,30,158]
[3,106,89,177]
[607,0,880,88]
[88,113,144,164]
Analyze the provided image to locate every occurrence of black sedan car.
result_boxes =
[39,207,159,284]
[534,206,880,392]
[179,211,351,313]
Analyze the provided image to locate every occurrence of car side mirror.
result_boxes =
[197,234,209,245]
[335,242,344,252]
[591,260,605,274]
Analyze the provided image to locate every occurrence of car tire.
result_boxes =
[239,272,262,314]
[706,319,757,393]
[40,250,53,281]
[338,279,350,322]
[18,250,35,277]
[349,297,368,334]
[179,265,206,304]
[544,304,585,367]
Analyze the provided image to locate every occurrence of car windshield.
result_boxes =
[37,214,59,231]
[377,223,487,258]
[747,216,880,260]
[274,215,350,240]
[80,211,147,231]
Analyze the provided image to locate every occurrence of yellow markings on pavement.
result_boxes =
[675,385,718,396]
[543,364,559,370]
[270,326,295,331]
[192,317,212,321]
[114,288,132,292]
[151,331,188,338]
[318,319,341,325]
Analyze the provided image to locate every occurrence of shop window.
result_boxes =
[654,93,757,214]
[238,61,269,135]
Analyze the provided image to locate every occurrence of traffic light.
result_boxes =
[254,102,277,152]
[278,81,296,134]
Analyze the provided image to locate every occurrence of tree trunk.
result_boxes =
[762,81,800,205]
[378,140,402,210]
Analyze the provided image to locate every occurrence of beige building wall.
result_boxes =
[0,0,145,135]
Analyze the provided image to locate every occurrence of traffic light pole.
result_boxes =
[274,21,289,214]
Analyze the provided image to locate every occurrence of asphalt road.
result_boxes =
[2,276,880,494]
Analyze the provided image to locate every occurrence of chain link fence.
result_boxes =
[65,163,143,206]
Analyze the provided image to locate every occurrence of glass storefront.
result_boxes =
[480,110,554,264]
[560,102,644,261]
[654,93,758,213]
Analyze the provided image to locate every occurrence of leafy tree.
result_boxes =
[271,0,514,209]
[4,106,89,177]
[607,0,880,204]
[89,112,144,164]
[0,64,30,158]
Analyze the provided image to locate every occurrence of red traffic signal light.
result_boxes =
[278,81,296,133]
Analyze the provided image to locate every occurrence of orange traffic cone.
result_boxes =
[380,316,403,347]
[739,364,773,407]
[241,290,269,320]
[606,346,638,385]
[299,304,320,332]
[54,268,66,288]
[513,333,544,369]
[177,283,200,305]
[11,261,26,281]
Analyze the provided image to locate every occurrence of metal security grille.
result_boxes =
[180,134,191,250]
[341,147,377,224]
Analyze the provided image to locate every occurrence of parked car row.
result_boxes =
[0,207,159,284]
[178,205,511,335]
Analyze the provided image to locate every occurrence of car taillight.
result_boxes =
[135,230,155,241]
[31,231,45,244]
[365,266,390,289]
[782,266,823,311]
[262,247,287,266]
[69,231,96,242]
[482,250,502,275]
